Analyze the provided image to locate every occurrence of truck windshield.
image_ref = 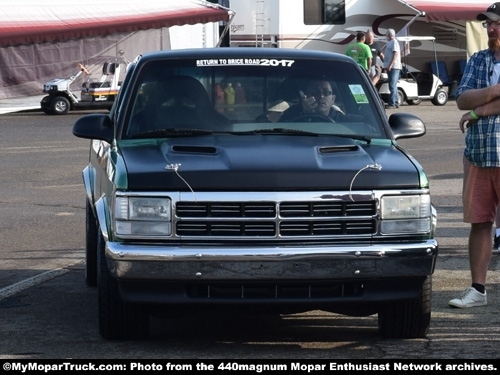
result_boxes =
[122,58,386,140]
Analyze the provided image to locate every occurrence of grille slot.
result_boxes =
[280,201,375,217]
[177,221,276,236]
[280,219,374,236]
[176,202,276,218]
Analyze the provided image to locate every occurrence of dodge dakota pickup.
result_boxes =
[73,47,438,340]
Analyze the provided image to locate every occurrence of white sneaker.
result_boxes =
[448,287,487,308]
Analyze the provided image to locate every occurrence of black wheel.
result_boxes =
[97,230,149,340]
[293,113,335,123]
[407,98,422,105]
[41,96,54,114]
[50,96,70,115]
[378,276,432,338]
[431,89,448,106]
[397,89,405,106]
[41,106,53,115]
[85,200,98,287]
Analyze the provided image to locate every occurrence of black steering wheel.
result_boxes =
[292,113,335,123]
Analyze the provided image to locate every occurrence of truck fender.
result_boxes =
[83,164,110,240]
[95,195,111,242]
[82,165,95,206]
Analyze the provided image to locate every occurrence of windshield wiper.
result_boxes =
[231,128,371,142]
[332,134,372,144]
[234,128,319,136]
[130,128,213,139]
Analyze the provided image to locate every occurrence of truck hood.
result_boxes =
[118,135,421,191]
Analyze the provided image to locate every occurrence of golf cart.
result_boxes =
[377,36,448,106]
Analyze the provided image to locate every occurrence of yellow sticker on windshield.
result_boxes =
[348,84,369,104]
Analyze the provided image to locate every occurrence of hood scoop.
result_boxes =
[171,145,217,154]
[319,144,359,153]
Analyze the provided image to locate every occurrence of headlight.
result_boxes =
[114,196,172,237]
[380,195,431,234]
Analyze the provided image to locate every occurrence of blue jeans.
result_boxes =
[388,68,400,107]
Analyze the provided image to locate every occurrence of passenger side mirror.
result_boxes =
[389,113,426,140]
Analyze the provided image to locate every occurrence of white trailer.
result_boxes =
[228,0,488,78]
[229,0,419,49]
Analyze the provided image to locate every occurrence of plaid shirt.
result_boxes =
[456,48,500,167]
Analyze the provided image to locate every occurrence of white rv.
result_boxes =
[228,0,488,80]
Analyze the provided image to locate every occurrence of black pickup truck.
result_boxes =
[73,47,438,340]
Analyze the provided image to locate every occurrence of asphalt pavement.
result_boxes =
[0,96,498,358]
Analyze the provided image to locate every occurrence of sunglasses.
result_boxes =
[307,89,333,97]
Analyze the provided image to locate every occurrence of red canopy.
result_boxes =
[404,0,492,21]
[0,0,230,47]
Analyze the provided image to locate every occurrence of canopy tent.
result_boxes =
[403,0,492,21]
[402,1,490,58]
[0,0,234,100]
[0,0,231,47]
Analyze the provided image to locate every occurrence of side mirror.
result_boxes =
[389,112,426,140]
[73,114,114,143]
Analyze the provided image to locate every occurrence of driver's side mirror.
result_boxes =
[73,113,114,143]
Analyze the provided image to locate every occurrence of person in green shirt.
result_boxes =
[345,31,373,71]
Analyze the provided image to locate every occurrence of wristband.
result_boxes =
[470,109,479,120]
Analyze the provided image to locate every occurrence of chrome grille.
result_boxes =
[175,199,376,237]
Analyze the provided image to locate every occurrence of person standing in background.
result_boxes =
[365,30,384,71]
[452,2,500,308]
[383,28,401,109]
[345,31,372,72]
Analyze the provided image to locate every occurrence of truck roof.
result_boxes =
[136,47,355,64]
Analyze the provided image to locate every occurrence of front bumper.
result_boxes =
[106,241,437,306]
[107,240,438,281]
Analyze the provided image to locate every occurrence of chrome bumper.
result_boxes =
[106,240,438,280]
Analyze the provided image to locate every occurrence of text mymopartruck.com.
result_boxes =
[2,361,498,373]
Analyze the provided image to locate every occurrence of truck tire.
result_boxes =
[377,276,431,338]
[85,199,98,287]
[97,229,149,340]
[50,96,70,115]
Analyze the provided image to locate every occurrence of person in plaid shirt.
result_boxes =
[452,2,500,308]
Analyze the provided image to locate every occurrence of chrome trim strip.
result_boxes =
[107,240,438,260]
